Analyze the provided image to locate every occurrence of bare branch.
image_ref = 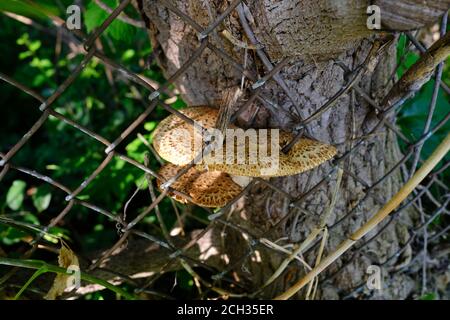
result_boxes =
[382,31,450,109]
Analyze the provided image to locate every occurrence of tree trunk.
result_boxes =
[135,0,446,299]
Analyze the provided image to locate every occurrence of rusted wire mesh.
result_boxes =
[1,0,449,299]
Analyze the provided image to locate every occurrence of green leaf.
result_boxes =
[32,186,52,212]
[84,0,135,42]
[28,40,42,52]
[6,180,27,211]
[108,20,135,42]
[16,33,29,45]
[135,174,148,190]
[126,137,145,162]
[23,213,40,225]
[420,292,436,300]
[0,0,59,21]
[18,51,33,60]
[121,49,135,61]
[1,227,27,245]
[144,121,157,132]
[84,1,109,33]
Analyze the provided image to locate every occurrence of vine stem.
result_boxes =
[275,131,450,300]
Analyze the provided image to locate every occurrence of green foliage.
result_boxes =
[0,1,179,257]
[395,37,450,235]
[0,0,60,20]
[397,80,450,159]
[396,35,420,78]
[396,35,450,184]
[32,186,52,213]
[420,292,437,300]
[0,257,138,299]
[84,0,136,43]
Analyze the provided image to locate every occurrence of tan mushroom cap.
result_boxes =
[153,106,336,177]
[198,131,337,177]
[152,106,219,165]
[157,163,242,208]
[156,163,194,204]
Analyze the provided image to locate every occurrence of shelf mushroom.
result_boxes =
[153,106,337,178]
[153,106,220,166]
[198,131,337,177]
[156,163,243,208]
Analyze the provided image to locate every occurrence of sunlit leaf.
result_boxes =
[84,0,135,43]
[32,186,52,212]
[144,121,157,132]
[6,180,27,211]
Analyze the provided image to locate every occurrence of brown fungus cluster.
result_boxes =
[153,106,337,207]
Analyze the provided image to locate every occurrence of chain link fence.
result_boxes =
[0,0,449,299]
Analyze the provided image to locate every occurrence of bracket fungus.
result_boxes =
[198,131,337,177]
[153,106,337,179]
[152,106,220,165]
[156,163,242,208]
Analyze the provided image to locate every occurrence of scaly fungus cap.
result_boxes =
[152,106,219,165]
[198,131,337,177]
[157,163,242,208]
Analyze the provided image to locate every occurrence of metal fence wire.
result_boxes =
[0,0,449,300]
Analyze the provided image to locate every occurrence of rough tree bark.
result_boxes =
[112,0,450,299]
